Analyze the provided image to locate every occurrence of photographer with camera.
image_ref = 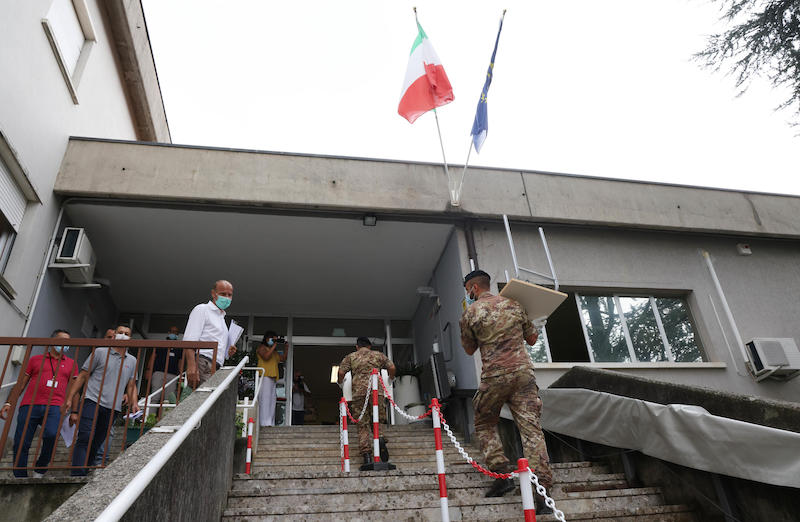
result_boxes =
[291,370,312,425]
[257,330,287,427]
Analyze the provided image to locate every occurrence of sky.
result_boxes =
[142,0,799,197]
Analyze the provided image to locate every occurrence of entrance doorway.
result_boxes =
[291,344,353,425]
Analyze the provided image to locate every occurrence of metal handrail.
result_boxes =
[95,356,250,521]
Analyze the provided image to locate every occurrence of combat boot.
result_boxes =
[379,437,389,462]
[359,453,372,471]
[485,477,515,497]
[535,494,554,515]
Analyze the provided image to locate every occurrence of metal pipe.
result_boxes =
[95,356,249,522]
[464,221,479,269]
[502,214,520,278]
[21,204,65,336]
[702,251,748,363]
[539,227,559,291]
[708,295,743,376]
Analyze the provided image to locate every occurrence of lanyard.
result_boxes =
[47,352,58,382]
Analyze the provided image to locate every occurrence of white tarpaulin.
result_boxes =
[539,388,800,488]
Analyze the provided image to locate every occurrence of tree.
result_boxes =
[695,1,800,120]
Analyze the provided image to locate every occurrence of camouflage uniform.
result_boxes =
[460,293,553,491]
[339,348,392,456]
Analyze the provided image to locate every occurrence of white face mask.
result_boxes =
[115,333,130,340]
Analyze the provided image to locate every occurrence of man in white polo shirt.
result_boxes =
[183,280,237,388]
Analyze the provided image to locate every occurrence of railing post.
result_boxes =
[431,398,450,522]
[517,458,536,522]
[340,398,350,472]
[245,417,253,474]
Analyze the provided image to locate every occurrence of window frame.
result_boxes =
[574,291,704,364]
[41,0,97,104]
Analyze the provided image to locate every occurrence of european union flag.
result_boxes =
[470,15,505,154]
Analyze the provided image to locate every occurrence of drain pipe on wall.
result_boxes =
[464,220,479,269]
[20,203,66,337]
[701,250,749,364]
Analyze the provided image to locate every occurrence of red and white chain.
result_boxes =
[378,375,433,421]
[528,466,566,521]
[344,389,372,424]
[437,409,566,521]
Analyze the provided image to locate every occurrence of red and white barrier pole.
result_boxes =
[340,398,350,472]
[371,368,380,463]
[245,417,254,475]
[518,458,536,522]
[431,398,450,522]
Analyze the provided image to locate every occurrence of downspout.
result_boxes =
[702,250,749,363]
[464,220,479,269]
[20,202,66,336]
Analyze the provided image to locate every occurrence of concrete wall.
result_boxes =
[46,368,238,521]
[0,477,88,522]
[471,222,800,402]
[0,0,139,383]
[55,138,800,240]
[413,230,478,391]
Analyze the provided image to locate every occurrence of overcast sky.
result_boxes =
[142,0,799,197]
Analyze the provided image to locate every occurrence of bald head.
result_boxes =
[211,280,233,310]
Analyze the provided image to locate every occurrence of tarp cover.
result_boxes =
[539,388,800,488]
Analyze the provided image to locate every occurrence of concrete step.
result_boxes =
[252,446,479,460]
[225,482,665,513]
[230,471,628,497]
[223,497,695,521]
[248,461,611,480]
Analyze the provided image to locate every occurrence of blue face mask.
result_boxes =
[267,339,275,347]
[167,333,178,340]
[215,296,232,310]
[465,294,475,306]
[54,345,68,354]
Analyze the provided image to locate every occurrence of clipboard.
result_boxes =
[499,278,568,321]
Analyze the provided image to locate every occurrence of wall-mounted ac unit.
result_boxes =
[745,338,800,382]
[52,227,96,284]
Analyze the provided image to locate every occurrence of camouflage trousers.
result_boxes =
[350,395,387,456]
[473,367,553,491]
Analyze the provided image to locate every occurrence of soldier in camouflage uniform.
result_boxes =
[338,337,396,469]
[460,269,553,511]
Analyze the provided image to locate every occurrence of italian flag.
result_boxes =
[398,22,454,124]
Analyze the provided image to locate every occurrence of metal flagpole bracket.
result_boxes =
[502,214,560,291]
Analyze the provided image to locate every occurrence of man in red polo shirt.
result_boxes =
[0,329,77,478]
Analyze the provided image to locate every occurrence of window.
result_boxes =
[42,0,96,103]
[0,157,26,278]
[525,290,704,365]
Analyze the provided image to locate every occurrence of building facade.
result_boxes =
[2,1,799,430]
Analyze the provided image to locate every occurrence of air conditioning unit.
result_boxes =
[53,227,96,283]
[745,338,800,382]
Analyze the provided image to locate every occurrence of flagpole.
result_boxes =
[452,140,473,206]
[432,108,455,205]
[456,9,507,208]
[412,7,455,204]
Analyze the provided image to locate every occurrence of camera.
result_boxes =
[276,336,287,345]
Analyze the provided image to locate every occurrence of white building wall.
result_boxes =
[472,222,800,402]
[0,0,138,336]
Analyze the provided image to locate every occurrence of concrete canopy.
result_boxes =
[64,203,454,319]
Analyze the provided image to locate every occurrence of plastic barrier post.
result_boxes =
[517,458,536,522]
[340,398,350,472]
[372,369,380,462]
[245,417,254,475]
[431,399,450,522]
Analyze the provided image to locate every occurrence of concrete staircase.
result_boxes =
[222,423,697,521]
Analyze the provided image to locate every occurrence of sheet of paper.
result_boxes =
[227,320,244,349]
[123,410,144,421]
[60,415,76,448]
